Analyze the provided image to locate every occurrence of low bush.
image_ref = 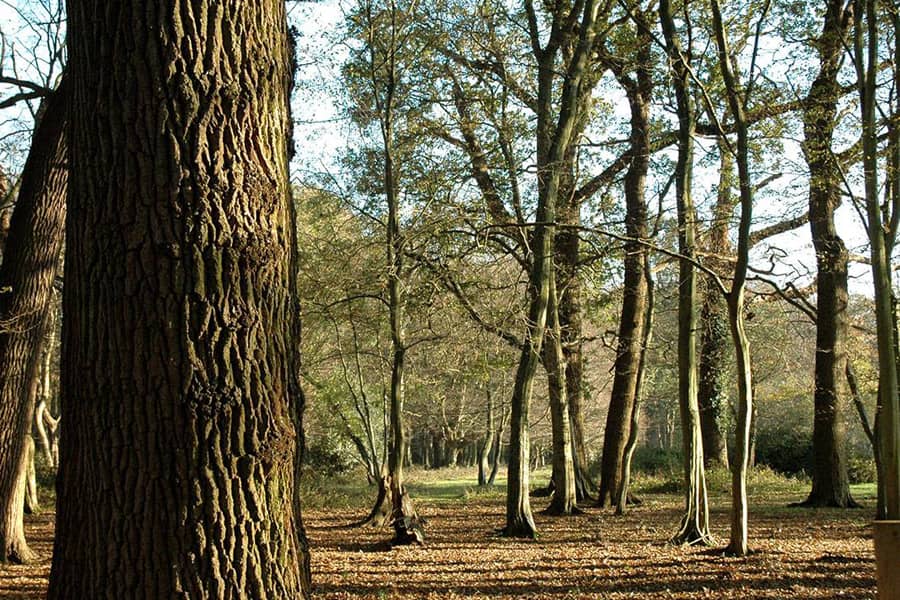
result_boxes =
[847,455,877,484]
[754,426,812,477]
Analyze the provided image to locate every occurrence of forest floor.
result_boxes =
[0,467,877,599]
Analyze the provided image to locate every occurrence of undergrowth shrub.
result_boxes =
[847,456,877,484]
[754,426,812,477]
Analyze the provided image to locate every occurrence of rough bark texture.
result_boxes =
[48,3,309,597]
[800,0,857,509]
[0,79,67,564]
[697,284,730,469]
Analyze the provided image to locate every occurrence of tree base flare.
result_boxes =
[541,501,583,517]
[390,488,425,546]
[358,477,392,528]
[3,538,36,565]
[500,518,537,539]
[670,522,714,547]
[722,542,754,557]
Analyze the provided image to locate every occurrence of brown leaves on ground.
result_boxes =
[309,495,875,599]
[0,512,52,599]
[0,494,875,598]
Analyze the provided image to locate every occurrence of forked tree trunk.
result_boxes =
[800,0,857,509]
[0,78,67,564]
[661,0,711,546]
[47,3,309,596]
[504,0,602,537]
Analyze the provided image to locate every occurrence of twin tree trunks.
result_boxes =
[48,2,310,598]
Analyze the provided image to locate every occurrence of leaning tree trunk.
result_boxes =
[0,78,67,564]
[800,0,856,509]
[661,0,712,546]
[47,2,309,597]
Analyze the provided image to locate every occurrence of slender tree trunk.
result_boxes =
[557,200,595,501]
[48,3,309,595]
[479,391,495,487]
[0,78,67,564]
[34,319,58,469]
[544,276,577,514]
[617,258,655,515]
[801,0,856,509]
[726,292,753,556]
[698,145,734,470]
[505,0,602,537]
[711,0,755,556]
[597,24,652,508]
[488,409,506,486]
[22,437,37,516]
[661,0,711,546]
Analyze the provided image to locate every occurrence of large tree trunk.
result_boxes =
[0,78,67,564]
[800,0,857,509]
[660,0,712,546]
[48,2,309,596]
